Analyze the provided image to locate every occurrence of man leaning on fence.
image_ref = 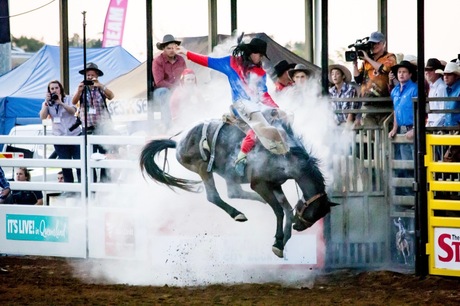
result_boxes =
[353,31,396,126]
[0,167,11,204]
[436,62,460,127]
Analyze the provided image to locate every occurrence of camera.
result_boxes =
[48,93,59,106]
[69,117,82,132]
[345,37,374,62]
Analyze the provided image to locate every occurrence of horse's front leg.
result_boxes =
[251,181,285,258]
[273,188,293,246]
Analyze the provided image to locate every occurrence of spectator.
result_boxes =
[289,64,313,95]
[328,64,359,126]
[7,168,43,205]
[388,61,418,196]
[40,80,81,183]
[152,34,187,131]
[72,62,114,182]
[272,60,296,93]
[436,62,460,127]
[57,171,64,183]
[425,58,447,127]
[177,35,288,176]
[0,166,11,204]
[169,68,205,124]
[353,31,397,126]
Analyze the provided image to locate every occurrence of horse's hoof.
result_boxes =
[234,213,248,222]
[272,246,283,258]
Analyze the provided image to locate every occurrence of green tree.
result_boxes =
[12,36,44,52]
[69,33,102,48]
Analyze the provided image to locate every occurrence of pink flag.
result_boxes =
[102,0,129,47]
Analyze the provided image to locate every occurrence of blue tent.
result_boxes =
[0,45,140,135]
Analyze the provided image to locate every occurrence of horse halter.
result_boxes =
[295,193,325,227]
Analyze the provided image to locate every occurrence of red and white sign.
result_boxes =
[434,227,460,270]
[102,0,128,47]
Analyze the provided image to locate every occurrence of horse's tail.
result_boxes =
[139,139,201,192]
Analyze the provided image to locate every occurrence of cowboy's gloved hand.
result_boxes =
[271,109,279,117]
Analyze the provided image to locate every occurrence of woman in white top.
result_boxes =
[39,80,81,183]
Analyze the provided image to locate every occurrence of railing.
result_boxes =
[0,134,146,206]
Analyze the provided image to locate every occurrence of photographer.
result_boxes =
[40,80,81,183]
[351,31,397,126]
[71,62,114,182]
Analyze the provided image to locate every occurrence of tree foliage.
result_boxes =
[12,36,44,52]
[12,34,102,51]
[68,33,102,48]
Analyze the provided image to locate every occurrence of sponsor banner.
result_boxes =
[0,206,86,257]
[105,211,136,257]
[6,214,68,242]
[434,227,460,270]
[102,0,129,47]
[107,98,148,122]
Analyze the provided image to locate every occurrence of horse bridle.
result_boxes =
[295,193,325,227]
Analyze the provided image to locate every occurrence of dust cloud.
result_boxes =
[72,35,353,287]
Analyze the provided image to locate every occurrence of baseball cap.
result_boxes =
[368,31,385,43]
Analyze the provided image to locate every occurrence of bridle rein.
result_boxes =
[295,193,325,227]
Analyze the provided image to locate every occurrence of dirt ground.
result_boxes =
[1,256,459,305]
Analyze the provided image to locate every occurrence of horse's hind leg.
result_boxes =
[226,182,266,203]
[199,168,248,222]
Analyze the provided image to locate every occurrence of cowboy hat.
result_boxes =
[273,60,296,77]
[156,34,181,50]
[328,64,352,83]
[79,62,104,76]
[390,60,416,75]
[244,37,269,60]
[425,58,445,71]
[288,64,312,79]
[435,62,460,76]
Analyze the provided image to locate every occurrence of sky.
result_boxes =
[8,0,460,66]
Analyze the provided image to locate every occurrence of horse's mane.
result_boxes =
[281,121,326,191]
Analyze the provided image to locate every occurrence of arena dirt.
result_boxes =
[1,256,459,305]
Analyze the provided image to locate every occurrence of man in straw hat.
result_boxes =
[152,34,187,130]
[72,62,115,182]
[328,64,359,126]
[177,34,288,176]
[436,62,460,127]
[425,58,447,127]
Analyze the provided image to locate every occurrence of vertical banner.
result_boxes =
[102,0,128,47]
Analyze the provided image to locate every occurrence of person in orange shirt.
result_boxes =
[353,31,397,126]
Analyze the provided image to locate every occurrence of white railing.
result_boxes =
[0,134,146,205]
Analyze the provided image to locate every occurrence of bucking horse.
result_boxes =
[139,117,337,257]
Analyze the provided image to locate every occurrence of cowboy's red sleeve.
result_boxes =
[186,51,209,67]
[261,92,279,108]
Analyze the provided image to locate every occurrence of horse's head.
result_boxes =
[292,193,338,232]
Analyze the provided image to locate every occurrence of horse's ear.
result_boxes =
[329,201,340,207]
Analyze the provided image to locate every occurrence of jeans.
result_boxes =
[153,87,172,129]
[83,127,110,183]
[54,144,81,183]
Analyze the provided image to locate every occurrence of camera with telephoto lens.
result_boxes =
[69,117,82,132]
[48,93,59,106]
[344,37,374,62]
